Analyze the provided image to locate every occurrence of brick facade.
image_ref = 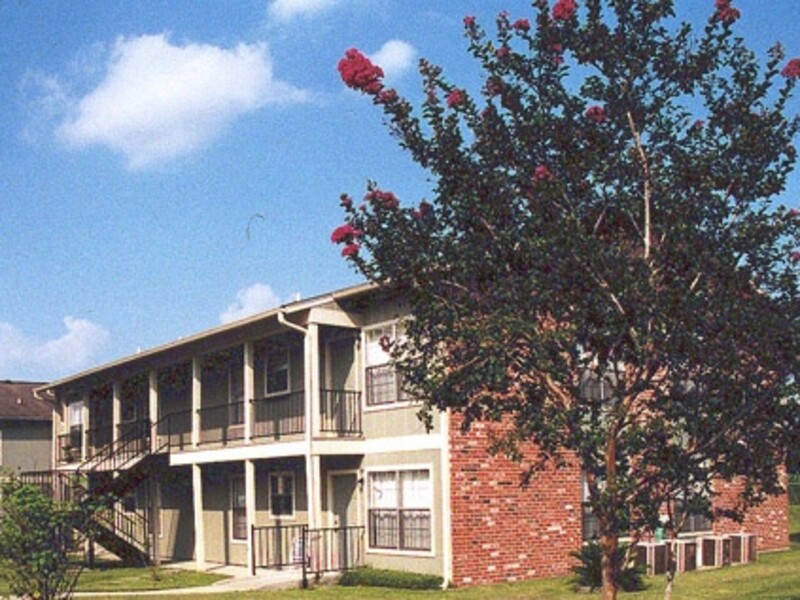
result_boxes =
[712,473,790,552]
[448,414,582,586]
[447,414,790,586]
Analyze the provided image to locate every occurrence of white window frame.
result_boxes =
[362,320,412,411]
[365,465,434,557]
[230,475,247,543]
[264,348,291,397]
[269,471,296,520]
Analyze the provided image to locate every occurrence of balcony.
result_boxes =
[252,391,305,439]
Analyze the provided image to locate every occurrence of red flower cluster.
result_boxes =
[782,58,800,79]
[534,165,555,182]
[512,18,531,32]
[338,48,384,94]
[496,46,510,60]
[340,194,353,209]
[463,15,476,28]
[412,201,433,220]
[585,105,606,123]
[341,243,360,257]
[714,0,740,24]
[365,188,399,208]
[447,89,465,108]
[330,223,363,244]
[376,88,398,104]
[553,0,577,21]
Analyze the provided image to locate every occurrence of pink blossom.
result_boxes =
[447,89,465,108]
[485,77,505,97]
[338,48,384,94]
[714,0,740,24]
[693,120,705,129]
[412,201,433,220]
[376,88,398,104]
[791,251,800,263]
[512,18,531,32]
[341,243,361,257]
[340,194,353,209]
[496,46,510,60]
[463,15,476,28]
[788,208,800,218]
[365,189,399,209]
[552,0,577,21]
[782,58,800,79]
[331,223,361,244]
[585,105,606,123]
[534,165,555,182]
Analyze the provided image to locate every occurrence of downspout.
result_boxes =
[278,311,318,530]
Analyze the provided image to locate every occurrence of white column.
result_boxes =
[148,371,158,452]
[244,343,254,444]
[245,459,256,574]
[112,382,121,445]
[81,396,89,461]
[192,358,202,448]
[303,323,321,529]
[192,464,205,570]
[308,324,321,437]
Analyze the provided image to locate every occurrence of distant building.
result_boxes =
[0,380,52,473]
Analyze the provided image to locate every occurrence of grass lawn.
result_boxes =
[5,506,800,599]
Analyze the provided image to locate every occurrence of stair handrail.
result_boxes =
[78,418,152,474]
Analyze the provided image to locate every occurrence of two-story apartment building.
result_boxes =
[0,380,51,473]
[33,283,789,586]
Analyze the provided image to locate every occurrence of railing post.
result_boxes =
[301,525,308,589]
[250,524,255,576]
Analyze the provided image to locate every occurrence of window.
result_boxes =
[228,365,244,425]
[231,476,247,540]
[364,323,406,406]
[676,497,713,534]
[69,401,84,448]
[581,472,600,541]
[368,469,431,552]
[269,473,295,518]
[265,347,290,396]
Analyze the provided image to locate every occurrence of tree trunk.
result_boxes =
[601,430,620,600]
[601,532,619,600]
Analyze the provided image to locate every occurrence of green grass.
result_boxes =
[7,507,800,599]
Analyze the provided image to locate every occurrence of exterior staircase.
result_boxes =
[20,417,169,565]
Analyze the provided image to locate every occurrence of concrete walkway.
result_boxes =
[75,563,306,596]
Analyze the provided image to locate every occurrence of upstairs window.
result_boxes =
[364,323,406,407]
[265,347,290,396]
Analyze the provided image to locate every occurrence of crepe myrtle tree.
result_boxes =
[333,1,800,598]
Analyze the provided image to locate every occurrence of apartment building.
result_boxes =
[32,283,789,585]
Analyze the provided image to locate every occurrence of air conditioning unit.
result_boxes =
[700,536,731,568]
[728,533,757,564]
[671,539,698,573]
[635,542,670,575]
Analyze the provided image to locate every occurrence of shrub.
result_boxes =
[338,567,443,590]
[570,541,645,592]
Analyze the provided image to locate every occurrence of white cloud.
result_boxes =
[56,34,309,169]
[0,317,110,379]
[369,40,416,83]
[268,0,339,22]
[220,283,288,324]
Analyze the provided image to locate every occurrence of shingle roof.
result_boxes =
[0,381,52,421]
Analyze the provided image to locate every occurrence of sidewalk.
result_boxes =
[76,563,305,597]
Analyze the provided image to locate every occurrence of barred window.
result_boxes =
[270,473,295,518]
[368,469,431,552]
[231,476,247,540]
[364,324,406,406]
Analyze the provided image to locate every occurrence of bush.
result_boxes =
[338,567,443,590]
[570,541,645,592]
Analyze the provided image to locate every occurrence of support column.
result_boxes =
[244,343,254,444]
[81,396,89,461]
[192,464,205,570]
[303,323,321,530]
[192,358,202,448]
[112,382,121,445]
[150,479,162,567]
[148,371,158,452]
[245,459,256,574]
[308,324,321,438]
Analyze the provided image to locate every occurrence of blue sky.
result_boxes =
[1,0,798,382]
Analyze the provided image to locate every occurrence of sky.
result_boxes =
[1,0,799,382]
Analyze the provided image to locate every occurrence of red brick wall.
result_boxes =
[449,414,582,586]
[712,472,790,552]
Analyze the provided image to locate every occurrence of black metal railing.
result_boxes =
[251,524,307,570]
[251,524,365,585]
[304,525,365,580]
[86,425,113,455]
[252,391,305,438]
[87,419,150,472]
[320,389,361,435]
[197,402,246,445]
[156,409,192,451]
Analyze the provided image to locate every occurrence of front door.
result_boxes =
[331,473,359,569]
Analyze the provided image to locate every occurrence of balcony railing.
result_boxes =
[252,391,305,438]
[320,389,361,435]
[86,425,113,453]
[58,430,82,464]
[198,401,246,445]
[156,409,192,451]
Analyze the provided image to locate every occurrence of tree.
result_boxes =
[332,1,800,598]
[0,479,90,600]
